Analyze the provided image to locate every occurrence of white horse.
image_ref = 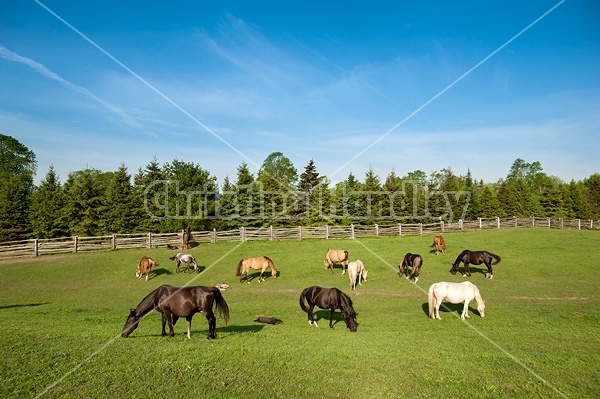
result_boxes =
[428,281,485,320]
[169,252,199,273]
[347,260,368,290]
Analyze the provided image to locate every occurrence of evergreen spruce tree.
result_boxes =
[29,166,68,238]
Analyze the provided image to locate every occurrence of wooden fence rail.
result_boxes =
[0,217,598,260]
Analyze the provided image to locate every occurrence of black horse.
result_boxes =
[398,253,423,283]
[299,286,357,332]
[451,250,501,279]
[121,285,229,339]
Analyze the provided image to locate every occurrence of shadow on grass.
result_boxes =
[123,324,264,338]
[421,302,482,318]
[0,302,50,310]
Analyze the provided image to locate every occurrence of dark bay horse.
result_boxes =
[398,253,423,283]
[299,286,357,332]
[121,285,229,339]
[451,250,501,279]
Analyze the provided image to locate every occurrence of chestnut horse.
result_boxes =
[398,253,423,283]
[121,285,229,339]
[323,249,349,274]
[235,256,277,283]
[430,235,446,255]
[299,286,357,332]
[451,250,501,279]
[136,256,158,281]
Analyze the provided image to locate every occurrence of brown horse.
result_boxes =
[323,249,349,274]
[235,256,278,283]
[299,286,357,332]
[430,235,446,255]
[136,256,158,281]
[398,253,423,283]
[182,227,192,250]
[451,250,501,279]
[121,285,229,339]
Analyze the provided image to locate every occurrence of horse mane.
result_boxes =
[235,259,243,276]
[134,285,169,316]
[337,289,356,318]
[453,250,469,266]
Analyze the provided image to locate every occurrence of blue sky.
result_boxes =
[1,0,598,186]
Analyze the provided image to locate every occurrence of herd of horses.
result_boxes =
[124,235,500,339]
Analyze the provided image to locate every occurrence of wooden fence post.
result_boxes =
[497,217,500,229]
[240,227,245,242]
[577,219,581,230]
[351,224,355,239]
[419,223,423,235]
[269,225,273,241]
[74,236,78,253]
[325,225,329,239]
[112,234,116,250]
[375,224,379,237]
[212,228,217,243]
[148,232,152,248]
[398,223,402,236]
[514,217,518,228]
[478,217,482,230]
[441,221,445,233]
[298,226,302,240]
[459,219,463,232]
[559,218,563,229]
[531,217,535,228]
[34,239,39,257]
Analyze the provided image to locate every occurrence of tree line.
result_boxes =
[1,134,599,242]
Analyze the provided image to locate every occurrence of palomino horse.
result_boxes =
[121,285,229,339]
[136,256,158,281]
[398,253,423,283]
[323,249,349,274]
[428,281,485,320]
[347,260,368,290]
[169,252,199,273]
[430,235,446,255]
[299,286,357,331]
[235,256,278,283]
[451,250,501,279]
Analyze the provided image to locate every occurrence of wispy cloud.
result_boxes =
[0,45,141,128]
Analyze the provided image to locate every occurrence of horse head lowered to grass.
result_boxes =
[299,286,357,332]
[121,285,229,339]
[451,250,501,279]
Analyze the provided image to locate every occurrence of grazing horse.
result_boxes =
[323,249,349,274]
[398,253,423,283]
[235,256,277,283]
[169,252,199,273]
[121,285,229,339]
[428,281,485,320]
[347,260,368,290]
[136,256,158,281]
[299,286,357,332]
[451,250,501,279]
[430,235,446,255]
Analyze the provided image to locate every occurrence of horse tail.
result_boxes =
[299,288,310,313]
[428,284,436,318]
[490,253,501,265]
[235,259,243,276]
[211,287,230,326]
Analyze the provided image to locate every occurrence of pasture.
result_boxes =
[1,229,598,398]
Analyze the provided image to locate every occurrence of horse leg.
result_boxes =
[463,262,471,277]
[161,313,168,336]
[205,311,217,339]
[307,306,317,327]
[434,299,442,320]
[329,308,335,329]
[486,261,493,279]
[176,260,181,274]
[342,261,346,275]
[185,315,193,339]
[461,299,471,320]
[258,267,265,283]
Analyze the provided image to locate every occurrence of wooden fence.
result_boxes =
[0,217,598,260]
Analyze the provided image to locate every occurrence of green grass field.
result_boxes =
[1,229,599,398]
